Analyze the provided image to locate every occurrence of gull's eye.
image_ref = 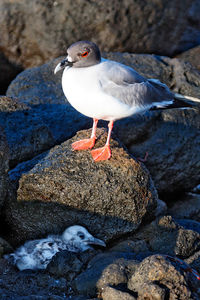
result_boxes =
[77,231,85,239]
[81,51,89,57]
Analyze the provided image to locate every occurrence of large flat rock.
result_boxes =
[5,129,158,245]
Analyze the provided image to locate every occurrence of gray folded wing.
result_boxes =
[100,60,174,108]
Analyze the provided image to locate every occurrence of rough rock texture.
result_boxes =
[128,254,200,299]
[6,54,200,193]
[101,286,136,300]
[0,95,89,167]
[177,45,200,71]
[5,129,158,245]
[133,216,200,258]
[1,0,200,68]
[0,126,9,209]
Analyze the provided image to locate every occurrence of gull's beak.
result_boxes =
[54,58,73,74]
[86,237,106,248]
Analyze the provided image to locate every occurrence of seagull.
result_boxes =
[4,225,106,271]
[54,41,199,162]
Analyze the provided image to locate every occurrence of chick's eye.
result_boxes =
[81,51,89,57]
[77,231,85,239]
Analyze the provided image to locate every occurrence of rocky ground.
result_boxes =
[0,49,200,299]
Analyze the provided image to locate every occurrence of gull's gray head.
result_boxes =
[54,41,101,74]
[62,225,106,251]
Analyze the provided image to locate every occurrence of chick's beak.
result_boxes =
[54,58,73,74]
[87,237,106,248]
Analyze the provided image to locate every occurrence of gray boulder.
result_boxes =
[5,129,158,245]
[1,0,200,68]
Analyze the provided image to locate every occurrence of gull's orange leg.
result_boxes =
[91,121,113,162]
[72,118,98,150]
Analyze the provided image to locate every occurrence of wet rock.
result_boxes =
[0,125,9,209]
[177,45,200,71]
[0,95,89,167]
[6,54,200,194]
[75,251,139,297]
[128,254,200,299]
[5,128,158,245]
[1,1,200,68]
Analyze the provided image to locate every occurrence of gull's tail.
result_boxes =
[150,93,200,111]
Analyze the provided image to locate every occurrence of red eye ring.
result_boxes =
[81,51,89,57]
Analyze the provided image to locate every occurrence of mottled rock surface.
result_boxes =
[0,125,9,209]
[128,254,200,299]
[133,216,200,257]
[177,45,200,71]
[1,0,200,68]
[5,128,158,245]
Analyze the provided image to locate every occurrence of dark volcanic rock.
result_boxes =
[133,216,200,258]
[5,128,158,245]
[1,0,200,68]
[0,95,89,167]
[177,45,200,71]
[0,126,9,209]
[101,286,136,300]
[128,254,200,299]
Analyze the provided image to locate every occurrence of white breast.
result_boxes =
[61,63,134,121]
